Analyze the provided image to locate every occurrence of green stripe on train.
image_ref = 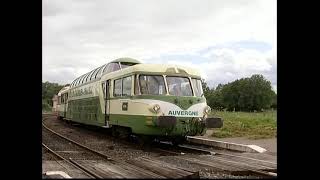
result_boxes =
[65,96,206,136]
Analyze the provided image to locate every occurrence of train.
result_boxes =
[55,57,223,144]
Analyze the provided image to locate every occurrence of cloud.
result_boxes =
[43,0,276,91]
[143,44,276,91]
[200,47,276,88]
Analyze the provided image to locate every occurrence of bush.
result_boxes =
[42,102,51,112]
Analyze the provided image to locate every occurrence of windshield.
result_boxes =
[192,78,203,97]
[139,75,166,95]
[166,76,192,96]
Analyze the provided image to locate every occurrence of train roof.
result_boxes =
[110,57,141,64]
[70,57,141,88]
[101,63,202,80]
[69,58,202,88]
[57,86,70,95]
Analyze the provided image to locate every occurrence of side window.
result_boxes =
[134,75,139,95]
[102,82,106,99]
[122,76,132,96]
[114,79,122,97]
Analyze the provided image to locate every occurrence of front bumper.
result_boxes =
[154,116,223,128]
[155,116,177,127]
[205,117,223,128]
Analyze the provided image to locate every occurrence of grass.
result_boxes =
[210,110,277,139]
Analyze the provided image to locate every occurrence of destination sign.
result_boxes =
[168,110,198,116]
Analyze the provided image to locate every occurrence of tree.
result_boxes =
[201,79,211,97]
[207,84,225,111]
[220,74,274,112]
[270,91,277,109]
[42,81,65,109]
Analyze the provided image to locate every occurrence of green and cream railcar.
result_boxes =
[58,58,223,140]
[57,86,70,119]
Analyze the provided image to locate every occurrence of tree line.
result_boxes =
[203,74,277,112]
[42,74,277,112]
[42,81,66,111]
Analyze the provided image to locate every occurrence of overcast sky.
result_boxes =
[43,0,277,92]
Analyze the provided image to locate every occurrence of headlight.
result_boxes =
[204,106,211,114]
[153,104,161,113]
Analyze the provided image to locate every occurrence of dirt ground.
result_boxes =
[201,129,277,155]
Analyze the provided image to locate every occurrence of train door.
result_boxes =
[103,80,111,127]
[64,93,68,118]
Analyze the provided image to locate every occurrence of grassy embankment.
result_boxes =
[210,110,277,139]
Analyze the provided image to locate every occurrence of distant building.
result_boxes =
[52,95,58,113]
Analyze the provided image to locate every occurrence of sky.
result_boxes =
[43,0,277,92]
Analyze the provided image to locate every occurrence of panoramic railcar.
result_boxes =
[56,57,223,143]
[56,86,70,119]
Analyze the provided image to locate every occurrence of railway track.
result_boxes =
[42,143,99,178]
[42,114,276,178]
[43,122,112,161]
[152,142,277,177]
[42,122,111,178]
[42,116,198,178]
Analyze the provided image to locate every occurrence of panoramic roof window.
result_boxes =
[75,78,81,86]
[82,73,89,84]
[95,66,103,79]
[90,68,99,81]
[120,62,137,69]
[104,63,120,74]
[85,70,94,82]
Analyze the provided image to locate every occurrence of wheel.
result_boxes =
[172,136,186,146]
[137,135,154,148]
[112,127,120,138]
